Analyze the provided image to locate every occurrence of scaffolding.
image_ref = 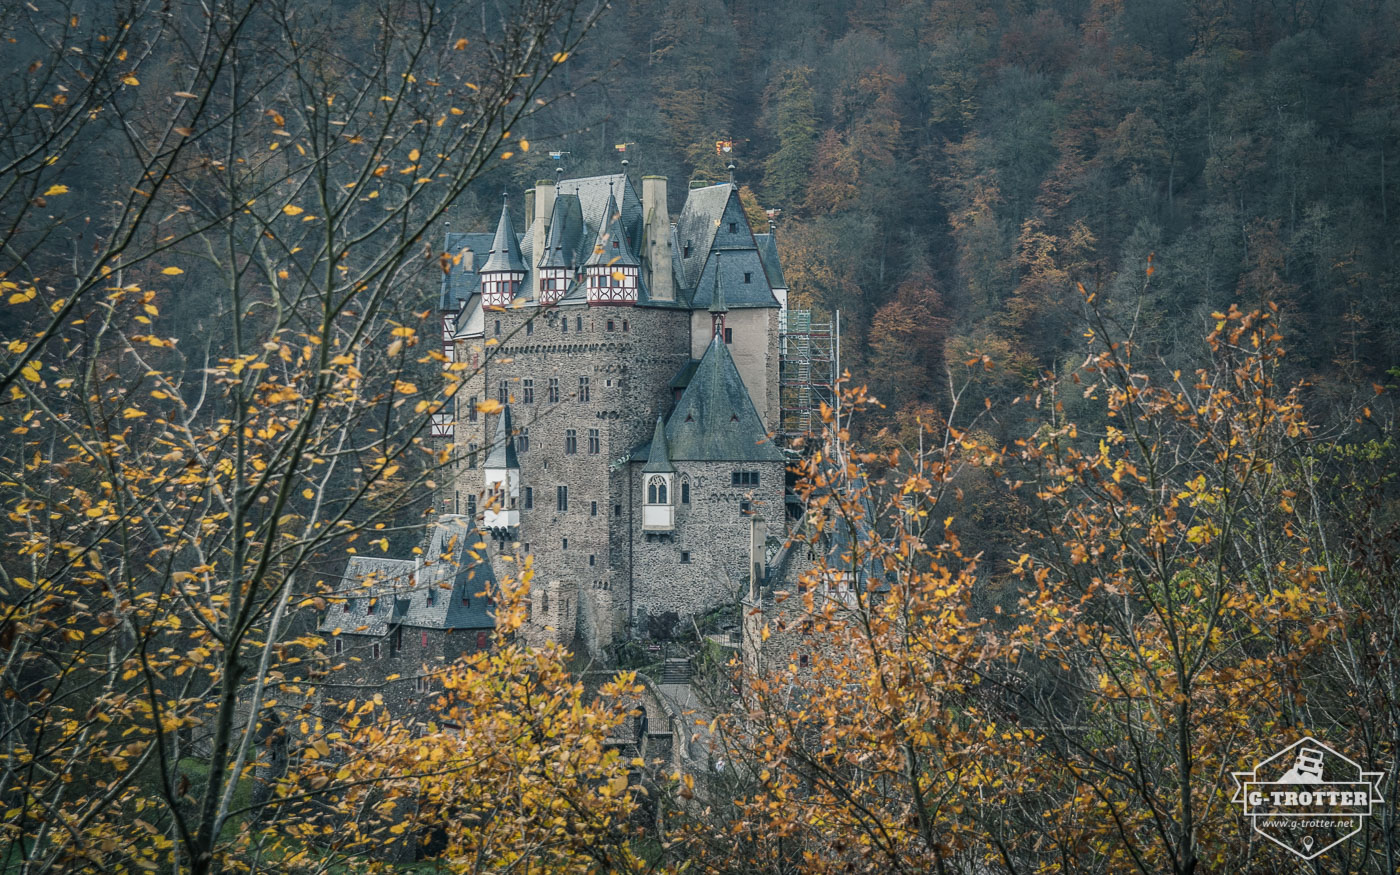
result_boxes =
[778,309,840,440]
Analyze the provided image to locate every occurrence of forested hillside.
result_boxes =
[464,0,1400,433]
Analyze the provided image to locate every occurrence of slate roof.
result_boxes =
[585,192,640,268]
[481,198,527,273]
[642,415,675,473]
[665,334,783,463]
[754,233,787,289]
[538,194,586,268]
[452,292,484,339]
[440,232,495,310]
[483,405,519,469]
[320,516,496,635]
[689,245,778,310]
[674,183,732,290]
[563,174,643,255]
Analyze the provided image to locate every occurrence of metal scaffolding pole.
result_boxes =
[778,308,839,441]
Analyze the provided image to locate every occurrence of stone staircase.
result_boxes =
[661,657,692,685]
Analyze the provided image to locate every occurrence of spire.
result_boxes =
[709,251,727,337]
[585,192,639,268]
[642,414,675,473]
[481,195,526,273]
[483,405,519,469]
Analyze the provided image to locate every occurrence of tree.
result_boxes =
[761,67,818,210]
[0,1,607,871]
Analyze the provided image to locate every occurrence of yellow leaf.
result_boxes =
[282,204,304,216]
[161,266,184,275]
[552,52,570,63]
[21,363,41,383]
[408,148,420,162]
[122,407,147,418]
[122,74,139,86]
[44,184,69,196]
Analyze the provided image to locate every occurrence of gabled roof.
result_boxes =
[319,516,496,634]
[483,405,519,469]
[689,246,778,310]
[563,173,643,255]
[585,192,640,268]
[538,193,586,268]
[480,198,527,273]
[754,233,787,289]
[674,183,734,290]
[642,415,675,473]
[451,292,484,339]
[440,231,495,310]
[665,334,783,462]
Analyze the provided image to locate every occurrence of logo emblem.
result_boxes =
[1232,737,1385,859]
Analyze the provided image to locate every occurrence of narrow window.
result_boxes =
[557,485,568,512]
[724,327,733,344]
[522,378,534,404]
[548,378,559,403]
[421,631,428,647]
[468,395,478,422]
[562,318,568,334]
[623,319,629,332]
[589,554,596,567]
[526,320,533,336]
[591,501,598,516]
[681,480,690,504]
[468,443,478,469]
[497,380,508,404]
[578,377,590,402]
[524,486,533,509]
[494,319,501,336]
[576,316,582,332]
[728,222,737,234]
[561,538,568,550]
[467,494,476,519]
[799,654,809,668]
[476,631,488,650]
[614,504,622,517]
[588,428,599,454]
[607,319,615,331]
[373,642,381,659]
[744,272,752,283]
[565,429,577,454]
[680,551,691,564]
[518,427,529,452]
[334,638,343,655]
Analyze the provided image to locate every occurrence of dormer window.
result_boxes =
[744,272,752,283]
[683,242,692,258]
[729,222,737,234]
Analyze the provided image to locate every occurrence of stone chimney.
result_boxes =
[524,188,535,230]
[642,175,673,302]
[532,179,555,298]
[461,248,474,272]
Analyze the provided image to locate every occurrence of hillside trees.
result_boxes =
[0,0,614,871]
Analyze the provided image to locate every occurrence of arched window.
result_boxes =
[647,476,668,505]
[680,478,690,504]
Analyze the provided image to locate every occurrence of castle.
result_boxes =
[325,172,800,665]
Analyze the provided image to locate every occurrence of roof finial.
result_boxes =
[727,162,736,184]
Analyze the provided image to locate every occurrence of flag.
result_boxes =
[715,139,733,155]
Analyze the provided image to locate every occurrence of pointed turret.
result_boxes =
[585,190,640,305]
[642,415,675,473]
[642,414,676,531]
[709,251,727,339]
[482,406,520,530]
[480,195,526,308]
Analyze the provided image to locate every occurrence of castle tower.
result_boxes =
[537,198,574,307]
[584,191,639,306]
[482,405,520,532]
[641,415,675,532]
[480,195,526,309]
[708,251,727,340]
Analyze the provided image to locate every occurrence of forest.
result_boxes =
[1,0,1398,872]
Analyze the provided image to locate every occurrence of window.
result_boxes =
[334,638,343,655]
[588,428,600,454]
[372,642,381,659]
[589,554,596,567]
[647,476,668,504]
[562,318,568,334]
[494,319,501,336]
[524,486,533,509]
[468,443,478,469]
[421,631,428,647]
[578,377,590,402]
[517,427,529,452]
[467,494,476,519]
[468,395,478,422]
[526,320,533,336]
[623,319,629,332]
[561,538,568,550]
[683,242,691,258]
[557,485,568,512]
[522,378,534,404]
[732,471,759,487]
[728,222,737,234]
[724,327,733,344]
[367,598,376,615]
[390,626,402,656]
[476,631,488,650]
[497,380,508,404]
[680,551,691,564]
[681,480,690,504]
[607,318,615,331]
[740,499,752,515]
[744,271,752,283]
[565,429,577,454]
[799,654,809,668]
[548,378,560,403]
[576,316,582,332]
[614,504,622,517]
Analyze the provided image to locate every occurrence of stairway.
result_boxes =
[661,657,692,685]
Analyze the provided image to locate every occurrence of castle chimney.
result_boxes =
[532,179,556,299]
[524,188,535,230]
[642,175,673,302]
